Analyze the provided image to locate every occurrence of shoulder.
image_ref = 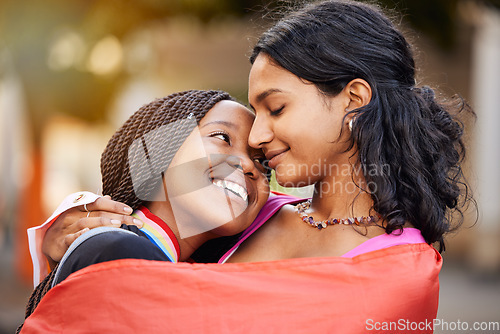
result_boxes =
[251,193,306,227]
[264,192,305,210]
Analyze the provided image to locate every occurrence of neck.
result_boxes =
[311,171,374,221]
[144,202,214,262]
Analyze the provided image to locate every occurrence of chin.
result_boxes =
[210,217,251,237]
[275,174,315,189]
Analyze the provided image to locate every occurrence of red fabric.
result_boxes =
[21,243,441,334]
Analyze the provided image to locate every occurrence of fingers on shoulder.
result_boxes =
[64,228,90,247]
[85,196,133,215]
[75,216,121,230]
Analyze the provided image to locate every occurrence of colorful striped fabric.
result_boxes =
[133,206,180,263]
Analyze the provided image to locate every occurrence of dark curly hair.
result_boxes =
[250,0,475,251]
[100,90,233,210]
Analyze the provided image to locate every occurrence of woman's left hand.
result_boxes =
[42,195,142,269]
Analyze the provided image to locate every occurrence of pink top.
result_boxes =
[218,194,426,263]
[341,227,425,257]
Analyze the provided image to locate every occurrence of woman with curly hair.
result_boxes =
[225,0,473,262]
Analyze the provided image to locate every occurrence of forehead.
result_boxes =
[249,54,330,115]
[200,100,255,128]
[248,54,305,101]
[249,54,280,88]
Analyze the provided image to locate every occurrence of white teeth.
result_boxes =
[212,179,248,202]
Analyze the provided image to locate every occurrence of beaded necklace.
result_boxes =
[294,199,381,230]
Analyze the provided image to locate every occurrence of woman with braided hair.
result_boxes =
[23,1,474,332]
[50,89,269,284]
[18,90,269,325]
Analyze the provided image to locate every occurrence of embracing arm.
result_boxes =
[28,192,142,287]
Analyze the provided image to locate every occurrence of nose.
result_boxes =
[248,114,273,149]
[226,154,258,180]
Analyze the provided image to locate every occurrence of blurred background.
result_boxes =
[1,0,499,332]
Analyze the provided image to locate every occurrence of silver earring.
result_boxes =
[348,118,354,132]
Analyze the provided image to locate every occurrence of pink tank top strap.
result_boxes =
[218,194,305,263]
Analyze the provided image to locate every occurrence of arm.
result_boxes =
[28,192,141,287]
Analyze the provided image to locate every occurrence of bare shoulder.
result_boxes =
[224,204,294,262]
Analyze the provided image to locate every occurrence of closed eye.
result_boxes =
[270,105,285,116]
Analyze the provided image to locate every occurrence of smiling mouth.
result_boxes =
[212,179,248,203]
[265,148,289,169]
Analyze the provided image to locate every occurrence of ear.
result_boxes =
[344,79,372,112]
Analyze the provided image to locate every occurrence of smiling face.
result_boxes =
[163,100,270,238]
[248,53,353,188]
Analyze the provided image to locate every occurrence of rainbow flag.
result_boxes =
[134,207,179,263]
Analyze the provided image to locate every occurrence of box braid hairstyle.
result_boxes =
[16,90,234,331]
[100,89,233,211]
[250,0,475,251]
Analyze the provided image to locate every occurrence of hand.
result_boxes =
[42,195,143,269]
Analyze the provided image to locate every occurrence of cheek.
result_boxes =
[170,129,206,168]
[258,185,270,212]
[299,114,345,156]
[202,143,231,168]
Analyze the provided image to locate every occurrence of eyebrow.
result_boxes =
[200,120,237,129]
[254,88,284,104]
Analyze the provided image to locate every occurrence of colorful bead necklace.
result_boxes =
[294,199,381,230]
